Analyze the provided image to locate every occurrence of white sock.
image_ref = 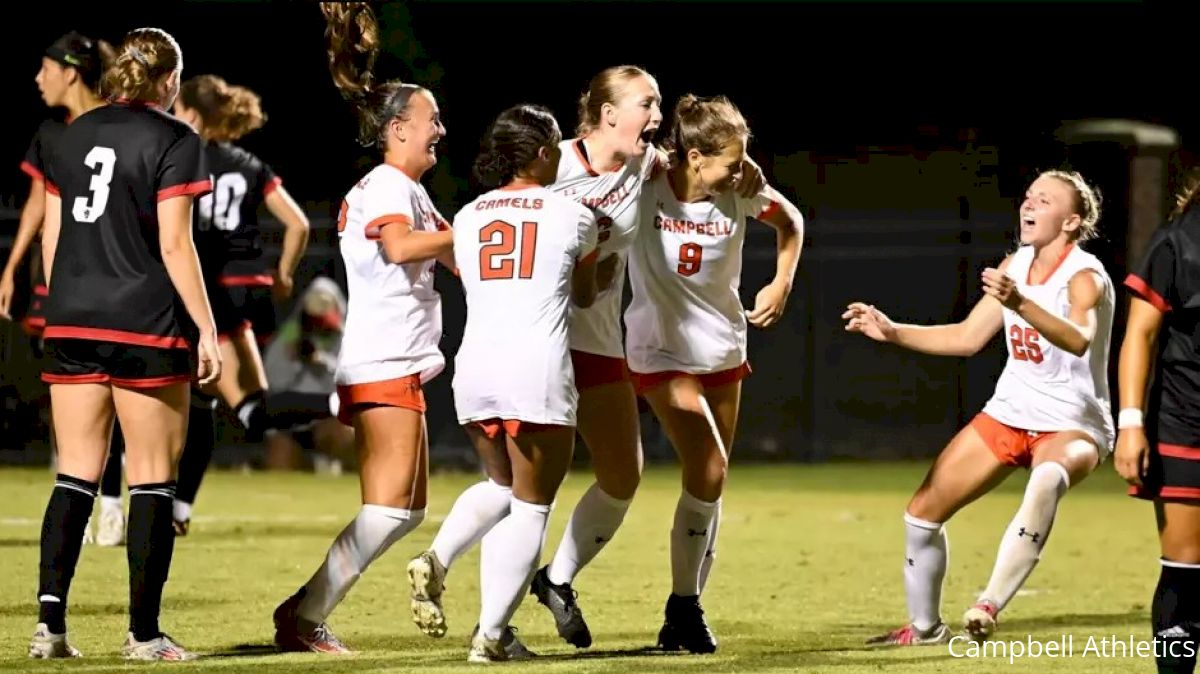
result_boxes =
[904,512,949,632]
[671,491,719,597]
[979,462,1069,612]
[698,498,722,593]
[477,497,551,640]
[546,483,632,585]
[430,479,512,570]
[297,504,425,624]
[101,496,123,516]
[172,500,192,523]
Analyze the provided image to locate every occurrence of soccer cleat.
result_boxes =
[963,600,999,641]
[82,515,95,546]
[28,623,81,658]
[172,519,190,537]
[121,633,196,661]
[272,592,352,655]
[529,566,592,648]
[656,593,717,654]
[866,622,952,646]
[407,550,447,638]
[469,625,535,662]
[96,507,125,546]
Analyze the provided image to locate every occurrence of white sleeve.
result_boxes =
[577,205,599,261]
[361,172,416,239]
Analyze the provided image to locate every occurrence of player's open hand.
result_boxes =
[981,267,1024,310]
[843,302,897,343]
[747,281,789,329]
[1114,427,1151,487]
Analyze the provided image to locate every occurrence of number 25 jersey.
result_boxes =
[983,244,1115,452]
[43,101,210,347]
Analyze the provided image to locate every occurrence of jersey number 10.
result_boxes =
[480,220,538,281]
[198,172,249,231]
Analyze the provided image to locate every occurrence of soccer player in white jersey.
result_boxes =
[271,5,453,655]
[844,170,1114,645]
[410,104,598,662]
[624,95,804,653]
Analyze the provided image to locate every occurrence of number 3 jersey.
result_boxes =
[43,101,211,347]
[451,184,597,426]
[193,141,281,286]
[625,174,780,375]
[982,244,1116,452]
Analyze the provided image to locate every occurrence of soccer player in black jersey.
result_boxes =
[161,74,309,534]
[29,27,220,662]
[1116,179,1200,674]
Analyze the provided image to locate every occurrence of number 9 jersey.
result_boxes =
[43,100,211,347]
[451,184,598,427]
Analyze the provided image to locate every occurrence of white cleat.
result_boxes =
[121,632,196,661]
[963,600,999,641]
[866,622,951,646]
[81,516,95,546]
[96,507,125,547]
[407,550,447,638]
[28,623,82,658]
[467,626,535,663]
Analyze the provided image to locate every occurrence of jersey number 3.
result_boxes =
[73,146,116,223]
[480,220,537,280]
[1009,325,1043,363]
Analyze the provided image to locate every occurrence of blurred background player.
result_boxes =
[1115,178,1200,674]
[407,103,598,662]
[845,170,1113,645]
[30,27,220,661]
[271,2,451,654]
[625,94,803,653]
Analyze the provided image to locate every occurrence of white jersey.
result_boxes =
[334,163,447,386]
[625,175,781,374]
[551,138,657,358]
[982,244,1115,454]
[452,184,598,425]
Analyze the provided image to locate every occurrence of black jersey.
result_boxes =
[195,141,280,285]
[43,100,211,348]
[1125,208,1200,446]
[20,118,67,182]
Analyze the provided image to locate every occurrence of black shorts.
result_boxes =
[42,339,191,388]
[1129,441,1200,502]
[213,284,276,342]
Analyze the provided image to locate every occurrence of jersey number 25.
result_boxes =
[480,220,538,281]
[1009,325,1044,363]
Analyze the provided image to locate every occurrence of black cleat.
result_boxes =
[657,593,717,654]
[529,566,592,648]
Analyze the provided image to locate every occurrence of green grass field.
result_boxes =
[0,462,1166,672]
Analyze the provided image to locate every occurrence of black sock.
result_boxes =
[127,482,177,642]
[234,391,270,442]
[1154,560,1200,674]
[100,424,124,499]
[175,401,215,508]
[38,474,98,633]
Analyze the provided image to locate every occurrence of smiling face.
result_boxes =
[603,73,663,158]
[1019,174,1083,246]
[688,135,747,197]
[390,88,446,175]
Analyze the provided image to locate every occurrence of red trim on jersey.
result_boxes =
[578,249,599,266]
[1026,243,1075,285]
[219,274,274,288]
[20,160,44,182]
[263,175,282,196]
[757,200,783,221]
[572,139,600,177]
[113,98,162,110]
[1130,484,1200,501]
[1160,444,1200,461]
[365,214,413,240]
[42,372,110,385]
[34,284,48,297]
[158,180,212,202]
[1124,273,1172,313]
[45,181,60,196]
[112,374,191,388]
[43,326,189,349]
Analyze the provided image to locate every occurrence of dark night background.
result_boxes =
[0,0,1187,462]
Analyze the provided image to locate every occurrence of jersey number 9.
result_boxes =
[677,242,703,277]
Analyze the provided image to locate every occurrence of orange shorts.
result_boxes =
[629,362,751,395]
[969,412,1059,467]
[336,374,425,425]
[570,350,628,390]
[472,418,568,439]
